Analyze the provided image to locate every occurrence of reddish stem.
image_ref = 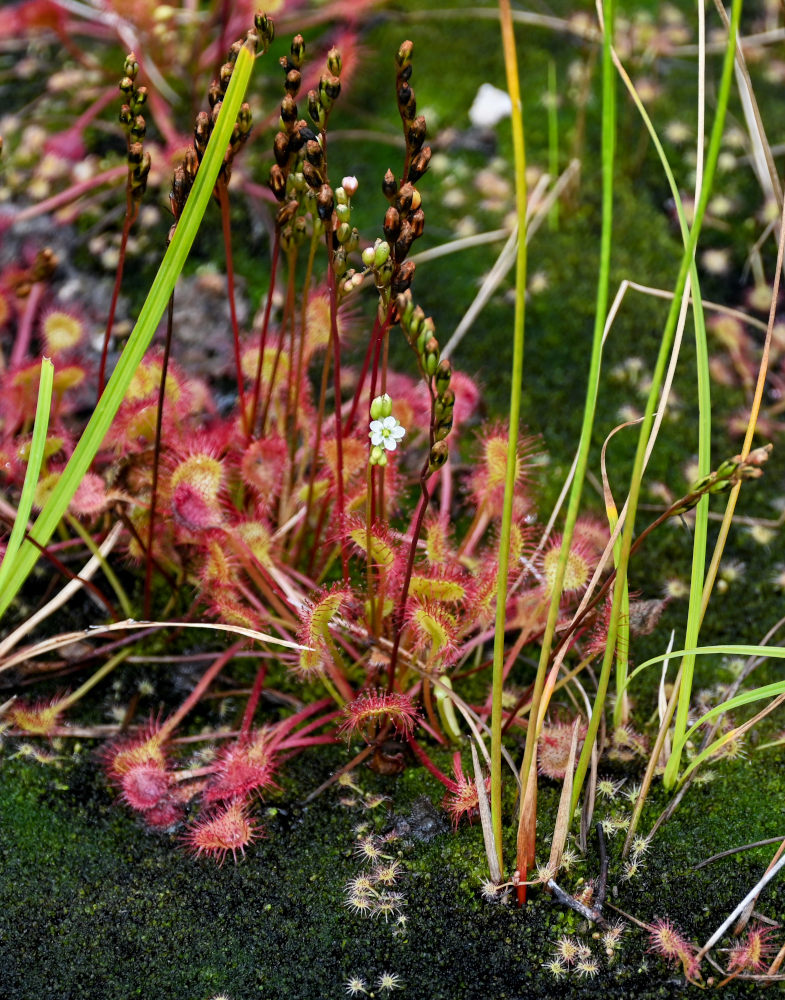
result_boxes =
[217,180,248,434]
[143,292,175,618]
[325,234,348,586]
[240,664,267,736]
[10,283,45,370]
[248,231,280,439]
[98,202,138,397]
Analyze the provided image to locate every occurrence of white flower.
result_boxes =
[369,415,405,452]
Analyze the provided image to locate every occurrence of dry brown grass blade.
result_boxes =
[471,738,502,883]
[548,718,580,876]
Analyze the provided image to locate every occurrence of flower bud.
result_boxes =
[335,202,350,223]
[124,53,138,79]
[370,445,388,467]
[361,246,376,269]
[373,240,391,268]
[342,175,358,197]
[336,222,352,245]
[371,394,393,420]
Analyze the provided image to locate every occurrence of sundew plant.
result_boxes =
[2,0,785,988]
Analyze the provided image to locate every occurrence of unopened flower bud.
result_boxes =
[342,175,358,197]
[361,246,376,269]
[370,394,393,420]
[336,222,352,245]
[335,202,351,223]
[373,240,391,268]
[370,445,388,467]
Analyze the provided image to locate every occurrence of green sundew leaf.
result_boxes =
[0,358,53,599]
[348,527,395,567]
[0,40,258,620]
[409,575,466,602]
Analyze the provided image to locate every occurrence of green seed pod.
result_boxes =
[715,458,739,480]
[361,246,376,269]
[434,418,453,442]
[119,75,134,96]
[424,336,440,375]
[434,359,451,396]
[124,53,138,79]
[346,228,360,253]
[336,222,352,245]
[335,203,351,224]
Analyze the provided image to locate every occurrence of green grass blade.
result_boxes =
[0,357,54,600]
[0,39,257,621]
